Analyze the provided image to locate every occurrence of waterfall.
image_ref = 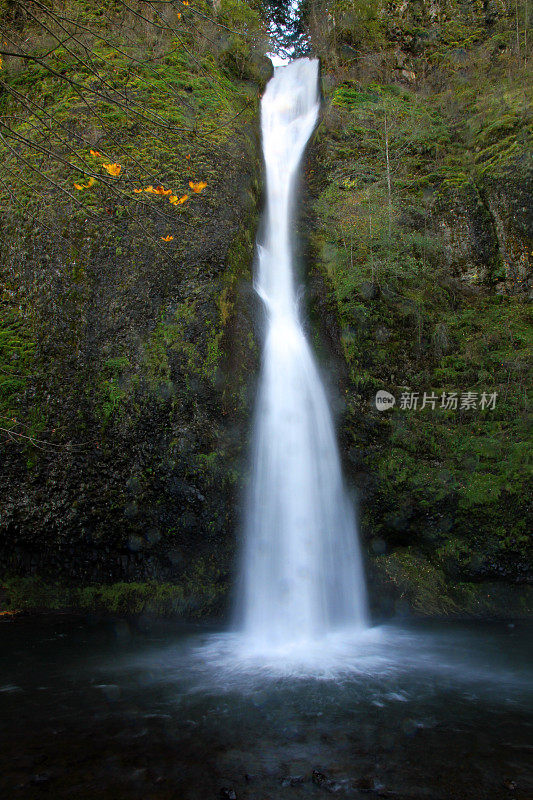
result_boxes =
[239,58,367,648]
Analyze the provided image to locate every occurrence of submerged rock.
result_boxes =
[312,769,343,793]
[281,775,305,787]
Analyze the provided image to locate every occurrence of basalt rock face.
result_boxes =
[1,0,531,620]
[0,0,270,614]
[305,0,532,616]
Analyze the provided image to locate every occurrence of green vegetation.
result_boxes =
[0,0,268,442]
[2,567,226,617]
[0,0,266,617]
[309,0,531,604]
[0,306,36,426]
[0,0,530,618]
[374,549,533,617]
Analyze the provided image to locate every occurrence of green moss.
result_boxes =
[0,313,35,398]
[2,569,228,617]
[98,356,131,421]
[0,306,36,426]
[0,0,264,215]
[374,549,459,615]
[311,0,531,613]
[374,549,533,618]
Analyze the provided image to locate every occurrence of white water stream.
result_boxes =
[238,58,368,649]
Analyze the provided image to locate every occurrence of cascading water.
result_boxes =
[239,58,368,649]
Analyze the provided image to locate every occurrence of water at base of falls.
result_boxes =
[237,58,368,650]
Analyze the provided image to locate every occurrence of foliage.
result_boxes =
[2,569,227,617]
[0,306,35,423]
[310,0,532,598]
[0,0,265,610]
[261,0,309,58]
[374,549,533,617]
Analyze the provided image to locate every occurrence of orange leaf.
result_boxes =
[133,188,144,194]
[73,177,96,190]
[189,181,207,193]
[102,163,121,177]
[90,149,101,157]
[169,194,188,205]
[177,12,182,19]
[145,184,173,196]
[161,235,174,242]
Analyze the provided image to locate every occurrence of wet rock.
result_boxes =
[312,770,342,793]
[312,770,328,787]
[358,281,378,300]
[401,68,416,82]
[96,683,121,701]
[282,775,305,787]
[127,534,143,552]
[374,325,391,343]
[219,789,237,800]
[126,476,142,495]
[30,772,52,785]
[357,775,377,793]
[145,527,161,544]
[123,501,138,519]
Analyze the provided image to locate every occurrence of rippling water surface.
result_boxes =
[1,617,531,799]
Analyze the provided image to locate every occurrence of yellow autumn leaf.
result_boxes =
[103,163,121,177]
[189,181,207,193]
[133,188,144,194]
[0,56,3,70]
[177,12,182,19]
[90,149,101,157]
[161,235,174,242]
[144,185,173,195]
[73,177,96,190]
[170,194,188,205]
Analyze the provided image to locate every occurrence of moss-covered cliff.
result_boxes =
[0,0,530,619]
[0,0,270,615]
[304,0,532,615]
